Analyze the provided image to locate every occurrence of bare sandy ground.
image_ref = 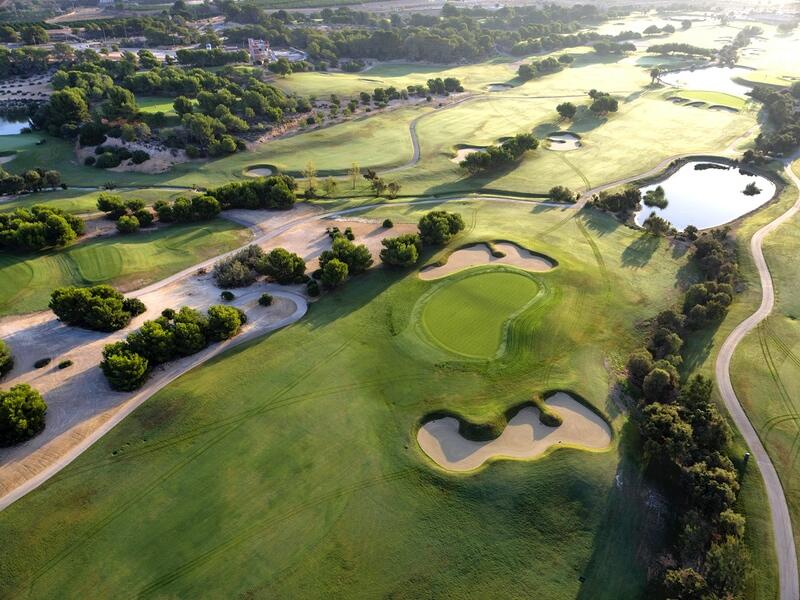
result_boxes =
[419,242,554,280]
[417,392,612,472]
[76,137,190,174]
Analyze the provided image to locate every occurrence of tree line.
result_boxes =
[459,133,539,175]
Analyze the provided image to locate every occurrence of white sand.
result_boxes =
[450,147,484,163]
[546,133,582,152]
[245,167,273,177]
[419,242,554,280]
[417,392,612,472]
[487,83,513,91]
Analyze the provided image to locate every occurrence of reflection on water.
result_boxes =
[660,66,753,97]
[635,161,776,230]
[0,115,28,136]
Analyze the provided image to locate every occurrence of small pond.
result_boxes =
[0,115,29,136]
[660,66,753,97]
[634,160,776,231]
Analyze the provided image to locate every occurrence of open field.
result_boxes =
[0,200,702,598]
[0,188,192,215]
[0,221,251,316]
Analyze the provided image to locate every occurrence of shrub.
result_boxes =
[321,258,349,289]
[0,205,84,251]
[49,285,147,332]
[97,193,127,218]
[548,185,575,203]
[116,215,140,234]
[0,384,47,446]
[33,358,51,369]
[221,290,235,301]
[418,211,465,245]
[307,279,320,297]
[258,293,273,306]
[84,156,96,166]
[255,248,306,284]
[380,234,422,268]
[95,152,122,169]
[134,209,154,227]
[208,176,297,211]
[382,219,394,228]
[206,304,247,341]
[0,339,13,378]
[213,245,264,288]
[131,150,150,164]
[319,237,373,275]
[57,360,73,369]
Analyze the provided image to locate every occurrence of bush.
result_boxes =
[135,209,155,227]
[319,237,373,275]
[100,343,149,391]
[212,245,264,288]
[418,211,465,245]
[0,205,84,251]
[57,360,73,369]
[258,293,273,306]
[0,339,13,378]
[321,258,349,289]
[221,290,235,301]
[380,234,422,268]
[49,285,147,332]
[84,156,96,166]
[131,150,150,165]
[255,247,306,284]
[33,358,51,369]
[0,384,47,446]
[307,279,320,297]
[116,215,140,234]
[95,152,122,169]
[382,219,394,228]
[208,176,297,211]
[548,185,575,203]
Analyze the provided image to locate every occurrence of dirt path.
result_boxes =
[715,156,800,600]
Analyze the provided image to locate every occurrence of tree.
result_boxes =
[681,20,693,30]
[626,348,653,388]
[0,339,13,378]
[46,88,90,129]
[268,57,292,77]
[100,343,149,391]
[517,64,534,81]
[380,234,422,267]
[49,285,146,332]
[704,536,750,598]
[640,402,692,464]
[418,211,465,245]
[650,67,661,85]
[303,160,317,194]
[386,181,401,199]
[173,96,194,116]
[663,568,707,599]
[643,213,672,236]
[116,215,140,234]
[590,95,619,115]
[642,362,679,401]
[348,162,361,190]
[0,384,47,446]
[256,248,306,284]
[323,177,338,197]
[321,258,349,288]
[22,25,48,45]
[556,102,577,120]
[126,320,175,364]
[97,193,127,219]
[548,186,574,203]
[319,237,373,274]
[206,305,247,341]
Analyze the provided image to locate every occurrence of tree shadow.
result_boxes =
[621,234,661,268]
[582,209,622,237]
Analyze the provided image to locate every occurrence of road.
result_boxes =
[715,157,800,600]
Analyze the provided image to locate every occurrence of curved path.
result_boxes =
[715,157,800,600]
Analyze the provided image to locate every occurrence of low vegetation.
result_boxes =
[0,205,84,251]
[0,339,13,378]
[0,384,47,447]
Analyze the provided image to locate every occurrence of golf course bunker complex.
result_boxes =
[244,165,274,177]
[417,392,612,472]
[450,146,485,163]
[420,242,554,280]
[546,132,582,151]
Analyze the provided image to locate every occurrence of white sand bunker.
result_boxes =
[546,132,581,151]
[417,392,612,472]
[245,166,273,177]
[419,241,554,280]
[487,83,513,91]
[450,147,484,163]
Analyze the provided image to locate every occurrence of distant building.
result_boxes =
[247,39,275,63]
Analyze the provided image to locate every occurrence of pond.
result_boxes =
[634,160,776,231]
[0,115,28,136]
[660,66,753,97]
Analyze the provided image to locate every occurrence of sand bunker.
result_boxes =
[245,166,273,177]
[546,132,581,152]
[450,147,484,163]
[709,105,739,113]
[419,242,554,280]
[487,83,513,91]
[685,101,707,108]
[417,392,612,472]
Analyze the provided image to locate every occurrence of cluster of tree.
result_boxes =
[208,176,297,210]
[751,84,800,155]
[0,384,47,447]
[646,43,715,57]
[77,16,199,47]
[361,169,401,198]
[154,196,221,223]
[643,186,668,209]
[548,185,576,203]
[0,46,50,78]
[719,25,762,66]
[625,237,746,597]
[517,56,571,81]
[175,49,250,67]
[588,89,619,115]
[592,41,636,55]
[49,285,147,332]
[100,305,247,392]
[0,23,50,45]
[0,167,62,195]
[592,186,641,216]
[96,194,157,233]
[556,101,577,120]
[380,234,423,268]
[0,205,84,251]
[418,210,466,245]
[85,144,149,169]
[459,133,538,175]
[643,24,676,35]
[317,236,373,289]
[213,244,307,288]
[0,339,12,379]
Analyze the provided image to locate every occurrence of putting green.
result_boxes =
[420,270,540,359]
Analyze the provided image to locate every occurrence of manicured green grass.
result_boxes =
[0,201,694,598]
[0,221,251,315]
[420,269,541,358]
[136,96,179,115]
[671,90,748,111]
[736,70,799,88]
